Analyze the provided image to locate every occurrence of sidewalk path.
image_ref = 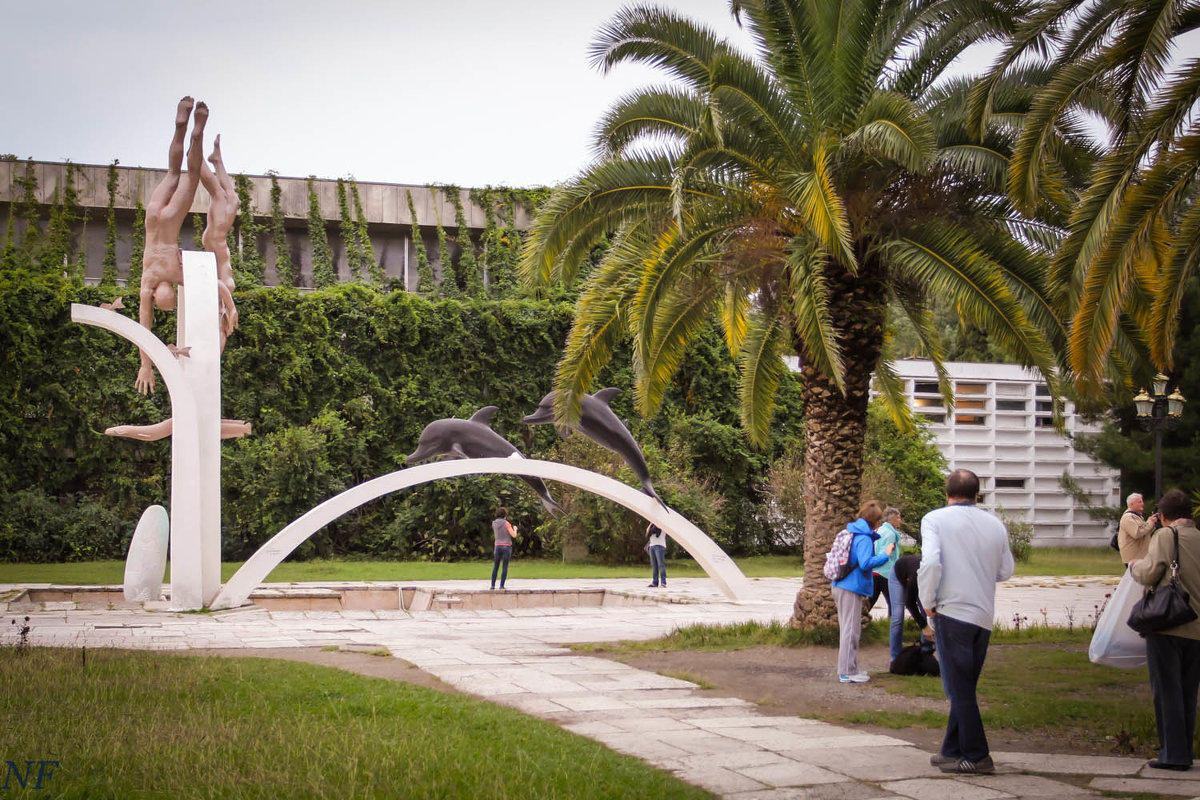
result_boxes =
[4,575,1194,799]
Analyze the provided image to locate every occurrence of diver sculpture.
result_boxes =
[523,388,662,504]
[406,406,564,515]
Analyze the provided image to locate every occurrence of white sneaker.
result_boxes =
[848,672,870,683]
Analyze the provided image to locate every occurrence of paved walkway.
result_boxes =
[4,574,1197,799]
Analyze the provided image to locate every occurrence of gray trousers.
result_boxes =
[833,586,863,676]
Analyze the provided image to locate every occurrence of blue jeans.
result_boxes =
[934,613,992,762]
[888,572,906,660]
[649,545,667,586]
[1146,633,1200,766]
[490,545,511,588]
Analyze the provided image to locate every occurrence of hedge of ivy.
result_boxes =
[0,269,821,564]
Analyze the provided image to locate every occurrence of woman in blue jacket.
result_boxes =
[832,500,893,683]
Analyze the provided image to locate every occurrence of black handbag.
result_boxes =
[1127,527,1199,635]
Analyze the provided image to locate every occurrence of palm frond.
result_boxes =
[784,244,844,390]
[738,308,788,447]
[589,5,727,87]
[788,140,857,269]
[845,91,936,172]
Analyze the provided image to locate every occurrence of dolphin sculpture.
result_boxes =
[523,388,663,505]
[406,406,564,515]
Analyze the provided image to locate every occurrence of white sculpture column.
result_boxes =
[177,252,223,606]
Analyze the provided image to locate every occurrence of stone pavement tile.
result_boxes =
[559,720,627,737]
[880,777,1013,800]
[691,715,827,731]
[241,638,304,648]
[576,671,699,691]
[992,751,1143,776]
[1137,765,1199,779]
[508,674,589,694]
[736,759,851,787]
[795,745,943,781]
[609,689,735,707]
[679,765,768,795]
[545,693,636,712]
[777,732,912,752]
[1091,776,1200,796]
[959,774,1097,797]
[515,656,612,674]
[593,715,700,734]
[724,730,846,751]
[592,735,692,761]
[664,749,802,773]
[647,728,766,756]
[628,695,755,710]
[728,786,900,800]
[369,610,411,619]
[494,695,572,716]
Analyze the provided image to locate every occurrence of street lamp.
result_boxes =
[1134,374,1187,502]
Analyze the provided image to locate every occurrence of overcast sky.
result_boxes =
[1,0,1004,189]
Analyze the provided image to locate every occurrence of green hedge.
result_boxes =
[1,271,812,563]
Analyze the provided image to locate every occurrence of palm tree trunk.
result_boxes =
[789,271,885,629]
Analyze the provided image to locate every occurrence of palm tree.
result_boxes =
[521,0,1062,628]
[969,0,1200,389]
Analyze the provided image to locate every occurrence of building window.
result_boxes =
[995,478,1027,489]
[1036,401,1054,413]
[955,414,987,426]
[957,399,986,410]
[914,397,943,407]
[1036,384,1050,396]
[956,382,987,394]
[918,412,946,424]
[996,399,1026,411]
[1036,416,1055,428]
[914,381,940,394]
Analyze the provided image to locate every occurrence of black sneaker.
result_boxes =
[1148,760,1191,771]
[939,756,994,774]
[929,753,954,766]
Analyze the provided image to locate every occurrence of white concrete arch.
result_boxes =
[211,457,754,609]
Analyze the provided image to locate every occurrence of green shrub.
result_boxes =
[1,270,809,563]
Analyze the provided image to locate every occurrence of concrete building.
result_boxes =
[891,359,1119,546]
[0,159,533,289]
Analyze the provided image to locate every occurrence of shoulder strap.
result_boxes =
[1170,526,1182,574]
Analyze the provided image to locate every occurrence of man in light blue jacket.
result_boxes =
[832,501,894,683]
[919,469,1014,776]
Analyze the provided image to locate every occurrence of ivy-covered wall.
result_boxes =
[0,270,814,564]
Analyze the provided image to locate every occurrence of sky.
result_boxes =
[1,0,757,187]
[0,0,1007,190]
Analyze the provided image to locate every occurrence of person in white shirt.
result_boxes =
[918,469,1015,776]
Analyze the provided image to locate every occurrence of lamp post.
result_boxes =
[1134,373,1187,502]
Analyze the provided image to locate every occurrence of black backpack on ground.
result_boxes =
[890,639,940,677]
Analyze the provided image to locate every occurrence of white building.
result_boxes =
[890,360,1119,546]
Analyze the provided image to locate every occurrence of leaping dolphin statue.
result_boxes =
[523,388,663,505]
[406,406,564,516]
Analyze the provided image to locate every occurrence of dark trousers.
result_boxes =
[866,573,893,614]
[934,613,992,761]
[490,545,511,588]
[649,545,667,586]
[1146,633,1200,766]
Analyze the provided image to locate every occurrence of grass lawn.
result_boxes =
[0,555,803,585]
[0,548,1122,586]
[0,647,712,800]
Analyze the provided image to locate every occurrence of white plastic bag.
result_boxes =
[1089,571,1147,669]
